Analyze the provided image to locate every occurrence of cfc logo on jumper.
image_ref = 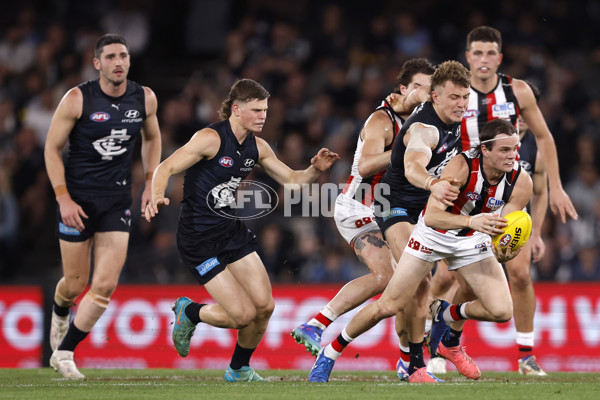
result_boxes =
[93,128,131,160]
[219,156,234,168]
[207,177,278,220]
[492,102,516,119]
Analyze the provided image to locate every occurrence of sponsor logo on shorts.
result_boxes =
[466,192,481,201]
[59,222,81,236]
[419,245,433,254]
[219,156,234,168]
[196,257,221,276]
[382,207,408,222]
[90,112,110,122]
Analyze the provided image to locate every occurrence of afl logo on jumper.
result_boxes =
[436,143,448,154]
[464,109,480,118]
[90,112,110,122]
[219,156,234,168]
[466,192,481,201]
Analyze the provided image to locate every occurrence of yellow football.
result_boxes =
[492,210,532,251]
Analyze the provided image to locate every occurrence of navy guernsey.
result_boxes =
[380,101,463,209]
[178,119,259,236]
[517,130,537,177]
[66,79,146,192]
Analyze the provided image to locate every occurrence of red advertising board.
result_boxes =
[1,283,599,372]
[0,286,43,368]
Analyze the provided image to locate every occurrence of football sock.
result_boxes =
[324,328,354,360]
[441,328,462,348]
[516,331,534,358]
[229,343,256,370]
[57,321,89,351]
[408,341,426,374]
[443,303,469,323]
[399,344,410,365]
[185,302,205,325]
[309,306,337,330]
[53,301,70,317]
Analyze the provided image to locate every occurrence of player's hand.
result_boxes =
[492,243,521,263]
[467,213,507,235]
[144,194,170,222]
[311,148,340,172]
[430,177,461,206]
[141,184,153,213]
[549,187,578,223]
[530,233,546,262]
[57,194,88,232]
[386,93,404,112]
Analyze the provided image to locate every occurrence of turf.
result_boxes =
[0,369,598,400]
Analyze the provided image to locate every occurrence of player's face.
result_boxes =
[404,73,432,95]
[517,116,528,138]
[483,133,519,173]
[466,41,503,81]
[236,98,268,132]
[431,80,470,124]
[94,43,130,86]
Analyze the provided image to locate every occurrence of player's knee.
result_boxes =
[375,299,400,320]
[90,280,119,299]
[488,303,512,322]
[255,297,275,320]
[508,268,532,289]
[371,270,393,292]
[230,308,257,329]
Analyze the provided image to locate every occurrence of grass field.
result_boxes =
[0,369,598,400]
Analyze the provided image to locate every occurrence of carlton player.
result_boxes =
[144,78,339,382]
[44,34,162,379]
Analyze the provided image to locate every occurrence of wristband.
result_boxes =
[53,184,68,197]
[146,172,153,180]
[424,176,434,190]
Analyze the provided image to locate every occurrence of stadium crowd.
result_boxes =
[1,0,599,285]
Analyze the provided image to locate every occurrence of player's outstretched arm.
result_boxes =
[256,137,339,187]
[514,79,577,223]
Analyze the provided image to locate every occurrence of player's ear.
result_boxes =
[93,57,100,71]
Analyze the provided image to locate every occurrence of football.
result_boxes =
[492,210,532,251]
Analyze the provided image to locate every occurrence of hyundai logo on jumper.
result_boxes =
[283,183,390,217]
[207,179,278,220]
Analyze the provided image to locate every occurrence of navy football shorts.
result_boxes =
[56,190,132,242]
[177,220,259,285]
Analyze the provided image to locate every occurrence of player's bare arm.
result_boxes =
[44,88,88,231]
[140,86,162,212]
[357,111,394,177]
[404,122,460,206]
[513,78,577,222]
[256,137,340,188]
[529,151,548,261]
[145,128,220,221]
[386,85,430,115]
[423,155,506,235]
[500,166,534,218]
